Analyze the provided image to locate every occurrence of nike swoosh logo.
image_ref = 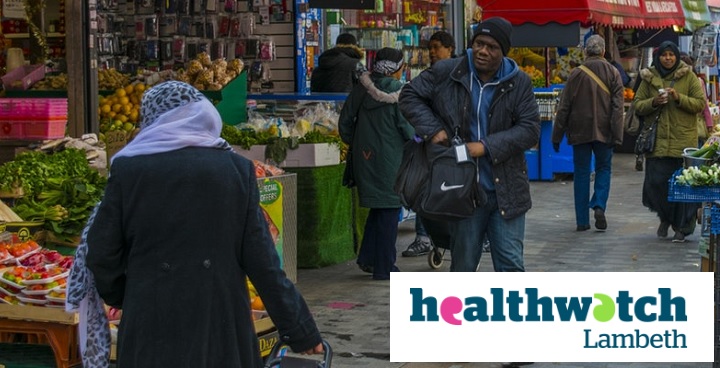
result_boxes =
[440,182,464,191]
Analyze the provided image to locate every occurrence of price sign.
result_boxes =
[2,0,26,19]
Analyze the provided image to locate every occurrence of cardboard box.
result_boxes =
[232,143,340,168]
[257,329,279,357]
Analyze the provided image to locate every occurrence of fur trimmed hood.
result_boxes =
[639,61,692,83]
[358,72,401,106]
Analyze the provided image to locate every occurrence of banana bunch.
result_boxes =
[98,68,130,90]
[32,73,68,90]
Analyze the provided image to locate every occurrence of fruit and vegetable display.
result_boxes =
[623,88,635,101]
[247,278,266,314]
[174,52,244,91]
[674,163,720,186]
[98,83,147,142]
[0,239,74,306]
[0,149,107,244]
[31,73,69,91]
[520,65,545,88]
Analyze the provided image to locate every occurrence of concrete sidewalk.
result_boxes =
[294,153,712,368]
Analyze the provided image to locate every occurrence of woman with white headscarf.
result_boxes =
[68,81,323,367]
[339,48,415,280]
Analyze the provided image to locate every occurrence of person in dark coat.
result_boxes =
[311,33,366,92]
[552,35,625,232]
[399,17,541,272]
[82,81,323,367]
[338,48,415,280]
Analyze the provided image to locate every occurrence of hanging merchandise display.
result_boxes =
[299,0,453,92]
[692,25,719,67]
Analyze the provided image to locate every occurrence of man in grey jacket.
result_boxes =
[399,17,540,272]
[551,35,624,232]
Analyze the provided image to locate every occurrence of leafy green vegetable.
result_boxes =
[1,149,107,241]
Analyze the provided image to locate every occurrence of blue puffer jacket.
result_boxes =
[399,55,541,219]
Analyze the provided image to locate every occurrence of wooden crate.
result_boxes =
[0,304,80,368]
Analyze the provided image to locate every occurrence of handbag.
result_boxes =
[394,130,486,222]
[634,110,661,155]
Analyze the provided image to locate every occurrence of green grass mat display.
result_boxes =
[285,164,367,268]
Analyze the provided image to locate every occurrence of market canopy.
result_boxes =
[477,0,686,29]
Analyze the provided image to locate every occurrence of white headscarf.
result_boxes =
[111,81,230,165]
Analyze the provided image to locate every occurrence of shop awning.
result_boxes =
[478,0,686,29]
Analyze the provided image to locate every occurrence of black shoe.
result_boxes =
[635,155,643,171]
[672,232,686,243]
[358,264,373,274]
[576,224,590,231]
[502,363,534,368]
[594,208,607,230]
[401,237,432,257]
[657,222,670,238]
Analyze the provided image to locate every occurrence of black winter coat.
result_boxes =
[86,147,321,368]
[399,56,541,219]
[310,45,364,93]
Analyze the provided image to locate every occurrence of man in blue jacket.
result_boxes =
[399,17,540,272]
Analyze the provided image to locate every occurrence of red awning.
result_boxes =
[478,0,686,29]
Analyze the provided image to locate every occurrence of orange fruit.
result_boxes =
[251,296,265,310]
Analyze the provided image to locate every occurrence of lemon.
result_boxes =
[123,122,135,132]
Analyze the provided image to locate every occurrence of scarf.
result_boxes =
[111,81,230,165]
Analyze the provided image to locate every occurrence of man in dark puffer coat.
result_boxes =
[311,33,365,92]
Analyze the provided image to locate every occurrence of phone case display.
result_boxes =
[95,0,275,75]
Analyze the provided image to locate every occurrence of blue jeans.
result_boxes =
[450,192,525,272]
[415,216,427,237]
[572,141,614,226]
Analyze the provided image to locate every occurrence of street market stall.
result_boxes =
[478,0,690,180]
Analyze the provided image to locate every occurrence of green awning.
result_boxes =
[682,0,712,31]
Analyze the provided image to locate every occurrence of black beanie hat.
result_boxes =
[472,17,512,55]
[336,33,357,46]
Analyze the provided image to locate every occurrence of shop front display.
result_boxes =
[227,93,363,268]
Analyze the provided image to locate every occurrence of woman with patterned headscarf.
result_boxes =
[338,48,415,280]
[633,41,706,243]
[68,81,323,367]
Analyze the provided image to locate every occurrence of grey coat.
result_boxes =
[399,56,540,220]
[87,147,321,368]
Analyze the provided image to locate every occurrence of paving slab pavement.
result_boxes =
[294,153,712,368]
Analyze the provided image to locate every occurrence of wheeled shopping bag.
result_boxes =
[264,339,332,368]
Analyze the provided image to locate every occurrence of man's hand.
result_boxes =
[431,130,449,145]
[552,142,560,153]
